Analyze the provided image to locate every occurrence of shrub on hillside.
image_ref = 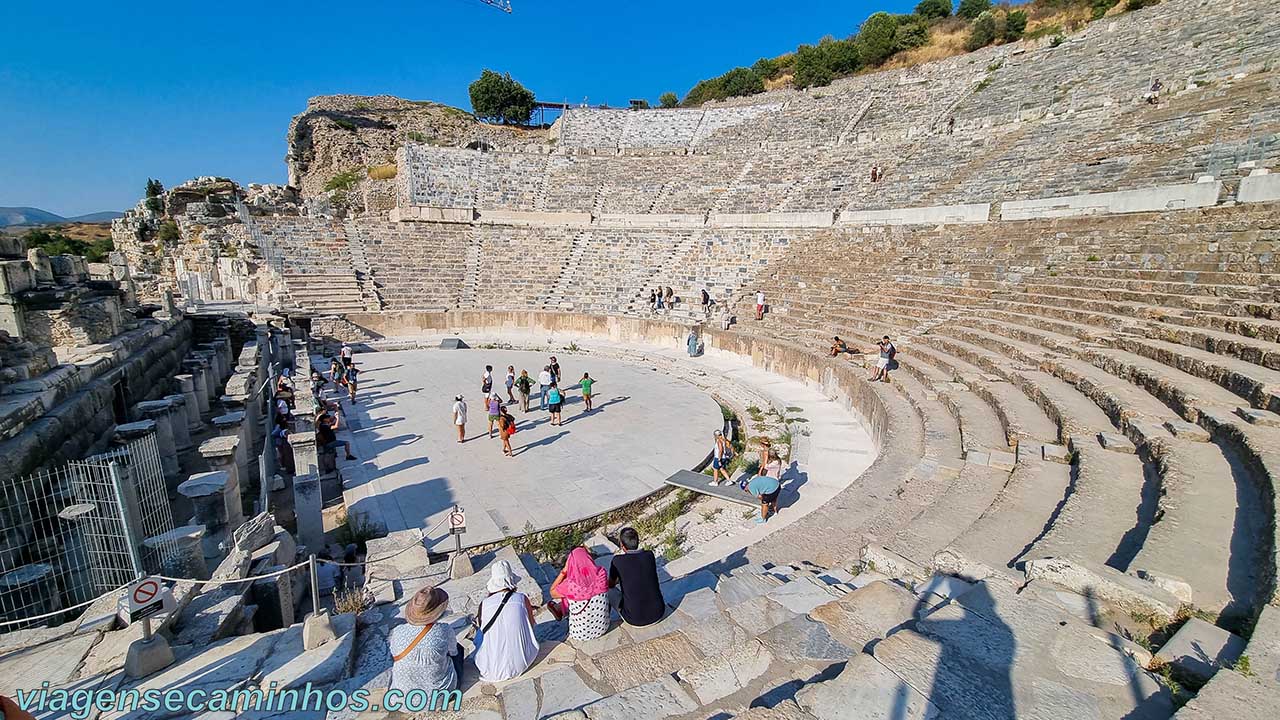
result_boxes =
[820,36,862,75]
[720,67,765,97]
[468,69,536,124]
[367,164,397,180]
[915,0,952,19]
[682,66,764,105]
[1125,0,1159,10]
[894,14,933,52]
[659,92,679,108]
[793,44,834,89]
[1090,0,1120,17]
[1004,9,1028,40]
[965,10,999,50]
[21,228,115,263]
[957,0,992,19]
[857,12,900,67]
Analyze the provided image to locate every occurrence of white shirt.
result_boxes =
[340,346,353,361]
[538,370,552,386]
[474,591,538,683]
[452,400,467,425]
[757,292,765,305]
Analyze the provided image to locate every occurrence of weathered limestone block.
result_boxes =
[163,394,193,450]
[199,436,244,531]
[175,374,203,429]
[251,564,294,631]
[135,399,180,478]
[144,524,209,580]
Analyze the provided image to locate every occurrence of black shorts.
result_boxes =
[549,402,562,412]
[761,489,780,505]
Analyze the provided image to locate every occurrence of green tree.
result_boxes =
[1004,9,1028,40]
[857,12,900,67]
[720,67,765,97]
[894,14,932,51]
[751,57,781,80]
[682,76,725,106]
[965,10,999,50]
[793,44,834,89]
[144,178,164,197]
[658,92,679,108]
[915,0,952,19]
[468,69,536,125]
[956,0,991,19]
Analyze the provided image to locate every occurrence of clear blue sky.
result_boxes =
[1,0,914,217]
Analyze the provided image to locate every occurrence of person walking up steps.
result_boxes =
[486,393,503,438]
[547,382,563,426]
[505,365,516,404]
[755,289,766,320]
[516,370,533,412]
[709,429,733,486]
[538,366,553,411]
[579,372,595,412]
[452,394,467,444]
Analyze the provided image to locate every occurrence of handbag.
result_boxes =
[472,590,514,649]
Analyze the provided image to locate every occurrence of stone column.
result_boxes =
[0,565,62,628]
[215,338,234,378]
[160,290,177,318]
[292,471,326,554]
[212,411,248,495]
[197,347,224,389]
[198,436,244,532]
[183,358,211,414]
[134,399,180,479]
[163,394,193,451]
[178,471,229,560]
[144,525,209,580]
[174,375,203,430]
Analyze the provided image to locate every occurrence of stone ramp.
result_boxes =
[664,469,758,507]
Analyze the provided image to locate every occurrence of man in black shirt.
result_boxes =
[316,409,357,461]
[607,527,665,627]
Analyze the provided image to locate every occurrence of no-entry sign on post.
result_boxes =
[127,576,176,624]
[448,508,467,535]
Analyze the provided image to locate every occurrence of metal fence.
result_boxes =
[0,433,177,630]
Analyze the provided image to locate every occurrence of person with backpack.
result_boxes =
[515,369,534,412]
[547,382,564,426]
[870,335,897,383]
[709,429,733,486]
[345,362,360,403]
[498,405,517,457]
[486,393,503,439]
[472,560,538,682]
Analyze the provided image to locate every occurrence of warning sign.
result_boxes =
[127,576,176,624]
[448,508,467,535]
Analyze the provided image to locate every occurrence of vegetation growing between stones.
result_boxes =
[334,508,382,553]
[366,164,397,180]
[324,170,361,192]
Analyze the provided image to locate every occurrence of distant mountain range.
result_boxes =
[0,207,124,228]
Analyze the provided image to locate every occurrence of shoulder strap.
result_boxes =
[480,590,515,635]
[392,623,434,662]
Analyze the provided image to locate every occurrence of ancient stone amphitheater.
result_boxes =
[0,0,1267,716]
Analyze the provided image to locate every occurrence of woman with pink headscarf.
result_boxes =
[547,547,611,641]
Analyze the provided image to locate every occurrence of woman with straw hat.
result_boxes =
[388,585,464,694]
[473,560,539,682]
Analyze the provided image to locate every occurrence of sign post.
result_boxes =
[447,506,473,580]
[124,576,177,678]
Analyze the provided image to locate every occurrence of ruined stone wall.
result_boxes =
[0,316,193,479]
